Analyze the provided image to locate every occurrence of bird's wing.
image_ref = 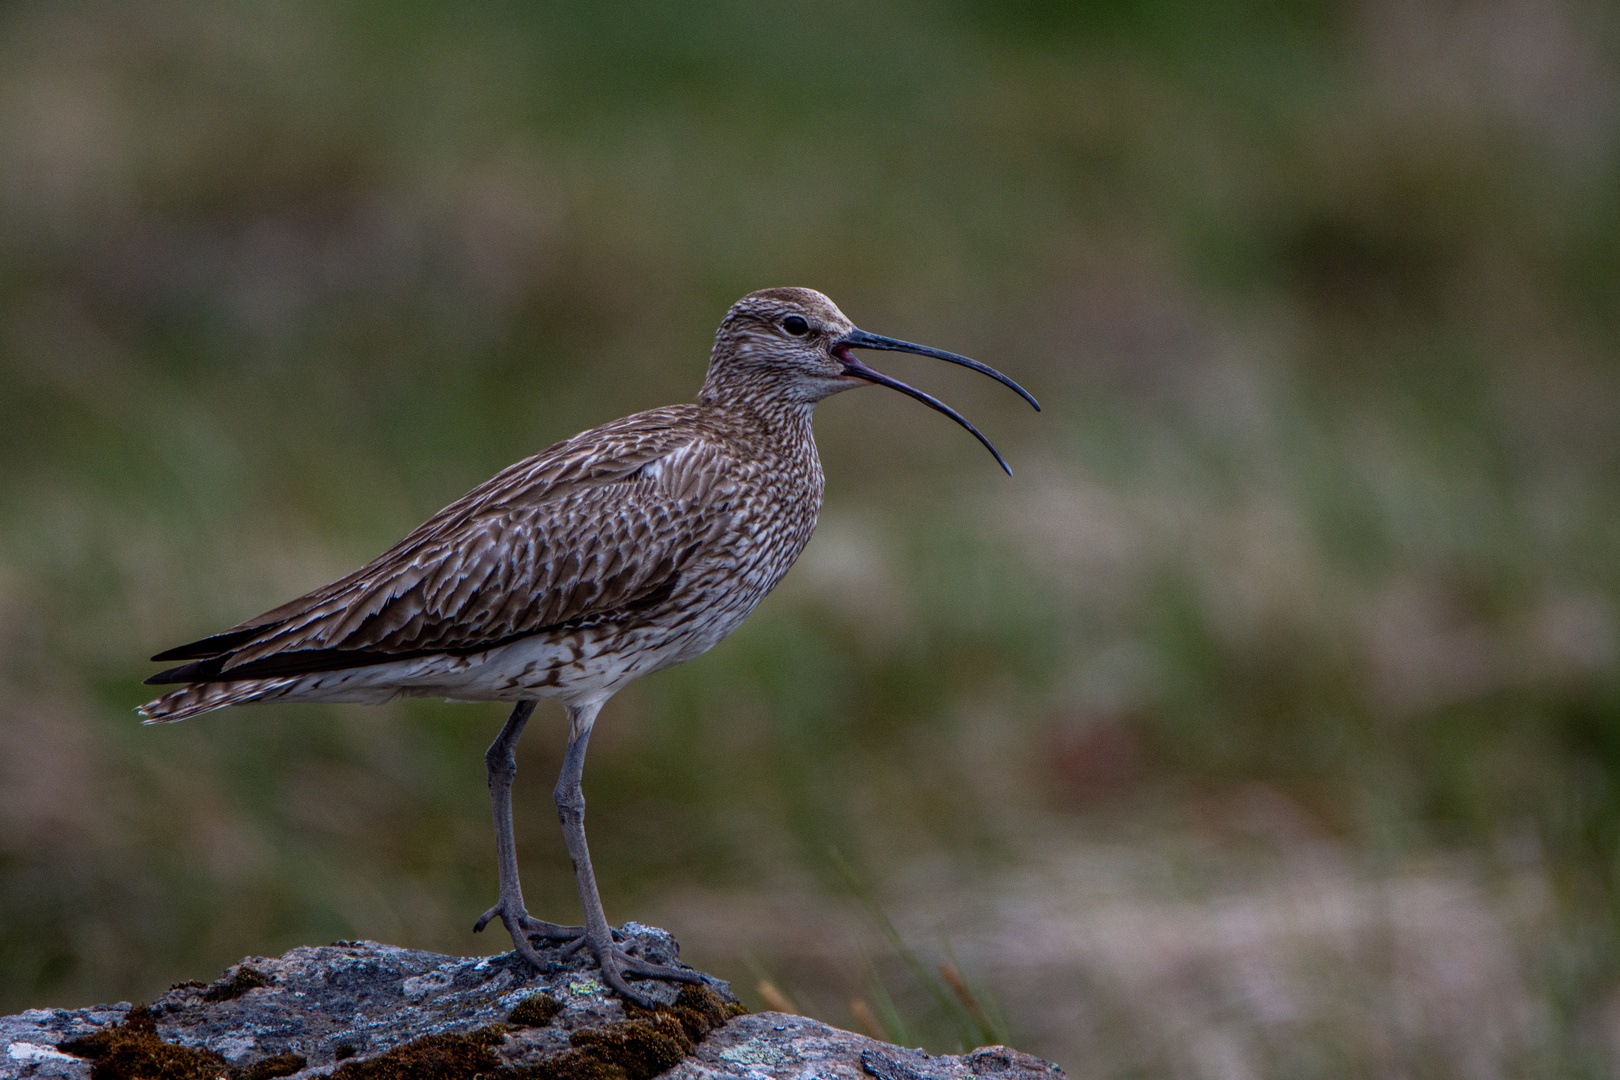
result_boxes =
[147,410,737,683]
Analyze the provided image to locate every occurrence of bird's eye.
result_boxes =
[781,315,810,336]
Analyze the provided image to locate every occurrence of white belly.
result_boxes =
[253,604,749,712]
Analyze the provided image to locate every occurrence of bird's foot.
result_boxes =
[475,901,703,1006]
[583,932,708,1009]
[473,900,584,972]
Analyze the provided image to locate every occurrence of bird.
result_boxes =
[139,287,1038,1006]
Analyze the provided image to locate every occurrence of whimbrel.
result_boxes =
[140,288,1038,1005]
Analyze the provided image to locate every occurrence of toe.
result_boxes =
[472,904,502,934]
[509,928,551,971]
[621,958,706,984]
[517,916,586,941]
[598,960,661,1009]
[473,900,573,972]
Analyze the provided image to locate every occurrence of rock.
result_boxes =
[0,926,1066,1080]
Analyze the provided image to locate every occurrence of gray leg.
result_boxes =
[473,700,583,968]
[556,701,706,1006]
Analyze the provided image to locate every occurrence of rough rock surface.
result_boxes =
[1,926,1066,1080]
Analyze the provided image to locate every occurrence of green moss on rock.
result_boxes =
[508,985,745,1080]
[331,1025,508,1080]
[59,1005,310,1080]
[233,1051,310,1080]
[568,1012,691,1079]
[508,992,565,1027]
[60,979,743,1080]
[59,1006,231,1080]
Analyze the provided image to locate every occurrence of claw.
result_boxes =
[476,898,586,974]
[520,914,586,941]
[506,918,552,972]
[479,909,707,1005]
[586,936,708,1008]
[622,958,707,984]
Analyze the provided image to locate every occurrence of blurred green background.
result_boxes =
[3,0,1619,1073]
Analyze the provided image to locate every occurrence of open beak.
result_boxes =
[832,328,1040,476]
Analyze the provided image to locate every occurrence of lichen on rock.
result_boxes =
[0,928,1066,1080]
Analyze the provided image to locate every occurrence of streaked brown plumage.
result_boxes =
[140,287,1037,1005]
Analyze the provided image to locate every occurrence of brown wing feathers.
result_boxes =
[148,411,729,686]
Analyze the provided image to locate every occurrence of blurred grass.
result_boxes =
[2,0,1619,1073]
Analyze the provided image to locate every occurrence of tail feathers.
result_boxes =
[137,678,300,724]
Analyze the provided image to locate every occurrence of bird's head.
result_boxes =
[700,287,1039,474]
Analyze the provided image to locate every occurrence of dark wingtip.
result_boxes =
[145,664,200,685]
[150,626,263,663]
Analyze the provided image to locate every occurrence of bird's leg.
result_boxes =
[556,701,707,1007]
[474,700,583,969]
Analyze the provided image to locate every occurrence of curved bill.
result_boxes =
[833,329,1039,477]
[839,329,1041,411]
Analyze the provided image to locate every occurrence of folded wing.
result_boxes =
[148,413,733,684]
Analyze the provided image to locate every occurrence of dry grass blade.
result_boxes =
[754,979,798,1015]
